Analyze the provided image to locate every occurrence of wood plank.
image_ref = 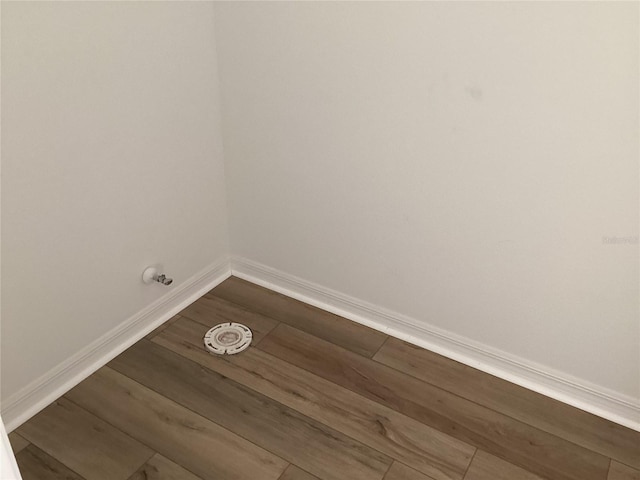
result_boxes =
[8,432,29,455]
[17,397,153,480]
[374,338,640,469]
[145,314,182,339]
[153,317,474,480]
[258,324,611,480]
[180,294,278,344]
[109,338,391,480]
[279,465,322,480]
[65,366,287,480]
[128,454,202,480]
[609,462,640,480]
[209,276,387,357]
[15,445,84,480]
[384,462,435,480]
[464,450,544,480]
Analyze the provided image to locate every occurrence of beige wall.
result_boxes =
[2,1,637,421]
[214,2,639,400]
[1,2,229,401]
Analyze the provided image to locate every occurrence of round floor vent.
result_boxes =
[204,322,252,355]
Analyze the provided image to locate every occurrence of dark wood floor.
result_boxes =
[9,276,640,480]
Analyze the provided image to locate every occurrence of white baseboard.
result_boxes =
[5,254,638,433]
[230,256,640,432]
[1,257,232,433]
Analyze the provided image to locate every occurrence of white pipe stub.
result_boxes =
[204,322,253,355]
[142,267,159,284]
[142,266,173,286]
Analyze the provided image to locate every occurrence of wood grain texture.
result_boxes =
[383,462,436,480]
[153,317,474,480]
[128,454,202,480]
[180,293,278,345]
[145,314,182,339]
[109,338,391,480]
[374,338,640,469]
[65,366,288,480]
[8,432,30,455]
[17,397,152,480]
[11,278,636,480]
[279,465,322,480]
[609,462,640,480]
[209,276,387,356]
[15,445,84,480]
[258,324,611,480]
[464,450,544,480]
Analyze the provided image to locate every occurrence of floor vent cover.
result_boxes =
[204,322,253,355]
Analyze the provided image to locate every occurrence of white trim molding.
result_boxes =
[4,254,638,433]
[230,256,640,432]
[1,257,231,433]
